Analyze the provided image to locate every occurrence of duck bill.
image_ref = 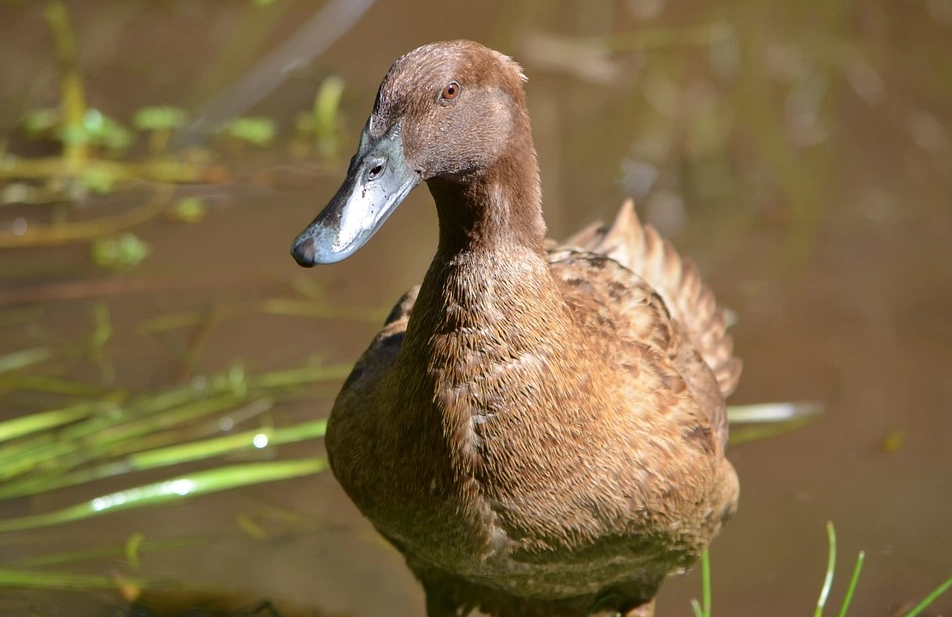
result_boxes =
[290,126,420,266]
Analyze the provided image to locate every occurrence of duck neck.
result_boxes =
[395,141,576,448]
[426,142,547,259]
[407,143,564,344]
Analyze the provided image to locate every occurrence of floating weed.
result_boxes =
[292,75,346,161]
[46,108,139,153]
[224,117,277,147]
[169,196,208,224]
[881,429,905,453]
[3,1,353,208]
[80,164,118,193]
[314,75,346,162]
[1,3,226,203]
[76,108,135,153]
[20,108,61,137]
[91,233,151,270]
[133,106,188,154]
[0,156,224,191]
[0,184,174,248]
[45,1,88,171]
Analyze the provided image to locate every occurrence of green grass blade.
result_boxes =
[726,401,825,424]
[0,416,327,501]
[814,521,837,617]
[690,549,711,617]
[727,401,825,445]
[0,387,201,479]
[125,532,146,569]
[0,346,52,374]
[690,599,704,617]
[129,419,327,468]
[0,362,344,484]
[835,550,864,617]
[0,568,141,590]
[99,396,275,460]
[728,417,821,445]
[701,549,711,617]
[903,574,952,617]
[0,401,107,443]
[0,457,326,533]
[90,392,245,452]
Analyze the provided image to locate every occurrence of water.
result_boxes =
[1,1,950,615]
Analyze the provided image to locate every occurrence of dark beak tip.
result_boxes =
[290,238,318,268]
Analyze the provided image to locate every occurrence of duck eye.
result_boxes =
[440,81,460,101]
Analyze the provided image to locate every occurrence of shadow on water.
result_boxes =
[0,1,950,616]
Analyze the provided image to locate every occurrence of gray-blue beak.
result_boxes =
[291,124,420,266]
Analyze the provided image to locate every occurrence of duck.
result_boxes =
[290,40,741,617]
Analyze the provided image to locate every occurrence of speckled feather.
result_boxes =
[321,41,741,617]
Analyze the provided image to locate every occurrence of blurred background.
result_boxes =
[0,1,950,616]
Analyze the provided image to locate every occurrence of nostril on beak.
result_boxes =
[366,158,386,181]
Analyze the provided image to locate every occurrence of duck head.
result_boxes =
[290,40,534,266]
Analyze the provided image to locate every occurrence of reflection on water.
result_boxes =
[1,1,950,616]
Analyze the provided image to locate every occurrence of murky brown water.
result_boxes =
[1,1,951,616]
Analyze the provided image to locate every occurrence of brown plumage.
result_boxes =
[291,40,741,617]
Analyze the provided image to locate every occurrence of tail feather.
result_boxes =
[563,199,742,397]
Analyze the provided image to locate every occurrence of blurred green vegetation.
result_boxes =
[0,0,949,615]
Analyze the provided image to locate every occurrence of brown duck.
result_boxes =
[291,40,741,617]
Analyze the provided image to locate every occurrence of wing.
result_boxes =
[559,199,742,399]
[338,284,419,400]
[546,248,728,450]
